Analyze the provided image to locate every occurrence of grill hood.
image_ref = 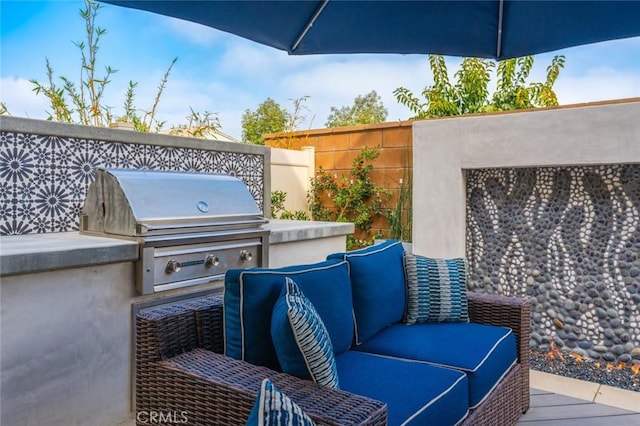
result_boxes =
[82,168,267,237]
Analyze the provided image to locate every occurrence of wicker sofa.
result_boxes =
[136,242,531,425]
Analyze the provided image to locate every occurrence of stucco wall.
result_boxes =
[1,262,137,425]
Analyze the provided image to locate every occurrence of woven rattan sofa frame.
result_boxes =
[135,292,531,426]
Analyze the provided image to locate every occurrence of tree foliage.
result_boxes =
[271,190,310,220]
[242,96,314,146]
[241,98,290,145]
[325,90,388,127]
[394,54,565,119]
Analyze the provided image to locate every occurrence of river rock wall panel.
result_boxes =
[0,131,264,235]
[466,166,640,363]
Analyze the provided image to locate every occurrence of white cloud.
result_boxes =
[555,68,640,105]
[216,41,320,79]
[0,77,50,120]
[275,57,429,125]
[163,17,223,47]
[211,45,431,134]
[533,38,640,104]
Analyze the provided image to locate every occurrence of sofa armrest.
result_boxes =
[467,292,531,362]
[467,291,531,413]
[141,348,387,426]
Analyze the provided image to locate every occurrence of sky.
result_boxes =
[1,0,640,141]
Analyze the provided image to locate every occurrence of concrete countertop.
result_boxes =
[0,220,354,276]
[264,219,354,244]
[0,233,139,276]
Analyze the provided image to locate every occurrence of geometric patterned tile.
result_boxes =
[200,150,217,173]
[143,144,163,170]
[0,130,267,235]
[216,152,245,177]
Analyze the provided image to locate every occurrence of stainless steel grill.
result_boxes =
[81,168,269,294]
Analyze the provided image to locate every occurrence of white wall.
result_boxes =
[269,236,348,268]
[412,100,640,258]
[270,147,314,216]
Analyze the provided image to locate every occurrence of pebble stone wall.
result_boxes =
[466,165,640,364]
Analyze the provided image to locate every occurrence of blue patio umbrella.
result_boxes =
[100,0,640,60]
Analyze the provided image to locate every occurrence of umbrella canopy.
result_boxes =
[101,0,640,60]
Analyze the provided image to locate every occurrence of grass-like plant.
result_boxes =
[385,153,412,242]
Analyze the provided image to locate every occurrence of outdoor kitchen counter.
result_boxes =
[0,219,354,276]
[0,232,138,276]
[265,219,354,243]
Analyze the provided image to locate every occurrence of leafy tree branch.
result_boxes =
[394,54,565,119]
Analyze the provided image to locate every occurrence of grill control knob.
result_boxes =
[166,260,182,274]
[239,250,253,262]
[205,254,220,268]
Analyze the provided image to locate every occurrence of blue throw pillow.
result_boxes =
[224,259,353,370]
[328,240,406,343]
[272,278,339,388]
[403,253,470,324]
[246,378,316,426]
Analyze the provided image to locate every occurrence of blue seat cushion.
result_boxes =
[224,259,354,370]
[327,240,406,343]
[354,322,517,408]
[335,351,468,426]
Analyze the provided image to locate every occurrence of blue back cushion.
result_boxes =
[224,259,353,370]
[328,240,406,343]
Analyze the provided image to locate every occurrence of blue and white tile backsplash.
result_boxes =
[0,130,264,235]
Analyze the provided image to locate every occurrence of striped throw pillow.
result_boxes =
[272,277,339,389]
[246,378,316,426]
[403,253,470,324]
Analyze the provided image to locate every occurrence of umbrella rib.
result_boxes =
[290,0,330,53]
[496,0,504,58]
